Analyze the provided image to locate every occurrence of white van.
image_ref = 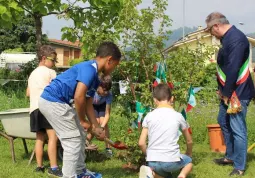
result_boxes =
[0,52,36,70]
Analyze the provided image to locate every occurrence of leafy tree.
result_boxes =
[0,14,48,53]
[0,0,124,56]
[108,0,172,166]
[166,44,215,109]
[108,0,216,167]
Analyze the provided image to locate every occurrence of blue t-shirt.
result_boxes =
[93,92,113,105]
[41,60,100,104]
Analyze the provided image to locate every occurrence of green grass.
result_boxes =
[1,90,255,177]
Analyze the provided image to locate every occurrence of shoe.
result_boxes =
[105,148,113,158]
[139,165,154,178]
[213,158,233,166]
[229,169,244,176]
[48,167,63,177]
[78,169,102,178]
[35,166,45,173]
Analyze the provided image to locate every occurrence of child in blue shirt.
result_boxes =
[39,42,121,178]
[87,75,113,156]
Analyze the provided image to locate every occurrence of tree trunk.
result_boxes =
[34,14,42,58]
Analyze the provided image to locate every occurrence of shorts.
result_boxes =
[147,154,192,178]
[30,109,53,132]
[93,102,106,118]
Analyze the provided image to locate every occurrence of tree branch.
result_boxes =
[13,0,33,15]
[47,6,97,16]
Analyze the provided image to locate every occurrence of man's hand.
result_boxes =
[222,96,229,106]
[92,127,105,141]
[216,90,223,100]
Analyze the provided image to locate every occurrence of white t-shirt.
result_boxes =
[28,66,56,113]
[142,106,188,162]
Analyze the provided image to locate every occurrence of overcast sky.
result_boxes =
[42,0,255,39]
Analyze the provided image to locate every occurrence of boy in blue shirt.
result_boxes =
[39,42,121,178]
[87,75,114,156]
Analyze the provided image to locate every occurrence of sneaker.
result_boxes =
[213,158,233,166]
[105,148,113,158]
[34,166,45,173]
[229,169,244,176]
[78,169,102,178]
[48,167,63,177]
[139,165,154,178]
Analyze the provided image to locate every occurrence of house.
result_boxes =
[49,39,82,67]
[164,26,255,70]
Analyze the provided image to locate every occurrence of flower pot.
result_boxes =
[207,124,226,153]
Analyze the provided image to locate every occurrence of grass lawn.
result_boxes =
[1,88,255,177]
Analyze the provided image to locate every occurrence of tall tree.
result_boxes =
[0,14,48,53]
[0,0,123,56]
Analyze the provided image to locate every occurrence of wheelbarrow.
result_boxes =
[0,108,97,164]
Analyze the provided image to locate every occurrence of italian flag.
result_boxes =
[186,86,196,112]
[181,108,192,134]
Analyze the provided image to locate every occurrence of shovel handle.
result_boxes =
[104,137,115,146]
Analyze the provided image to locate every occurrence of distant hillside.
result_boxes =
[164,26,198,47]
[125,26,198,52]
[247,33,255,38]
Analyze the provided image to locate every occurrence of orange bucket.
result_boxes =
[207,124,226,153]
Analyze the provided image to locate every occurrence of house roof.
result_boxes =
[164,27,210,52]
[164,27,255,53]
[247,36,255,47]
[49,39,81,49]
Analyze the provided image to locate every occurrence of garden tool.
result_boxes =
[104,137,128,150]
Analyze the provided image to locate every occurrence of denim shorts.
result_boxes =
[147,154,192,178]
[93,102,106,118]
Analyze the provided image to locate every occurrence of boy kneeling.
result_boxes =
[139,84,193,178]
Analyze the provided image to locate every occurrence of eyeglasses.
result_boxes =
[46,56,58,63]
[206,24,217,33]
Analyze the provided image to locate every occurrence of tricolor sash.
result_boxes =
[216,58,250,114]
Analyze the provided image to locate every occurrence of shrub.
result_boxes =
[0,68,10,79]
[3,48,24,53]
[69,58,86,66]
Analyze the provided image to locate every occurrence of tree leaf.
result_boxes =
[0,6,7,14]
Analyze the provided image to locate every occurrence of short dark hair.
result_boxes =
[39,45,57,61]
[153,83,172,101]
[99,75,112,91]
[96,41,121,60]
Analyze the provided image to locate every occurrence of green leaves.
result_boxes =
[0,1,24,29]
[166,44,216,108]
[0,5,7,14]
[0,14,48,53]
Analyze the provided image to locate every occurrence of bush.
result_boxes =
[196,63,218,103]
[69,58,86,66]
[0,68,10,79]
[3,48,24,53]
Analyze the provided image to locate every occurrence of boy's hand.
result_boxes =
[80,120,91,130]
[92,127,105,141]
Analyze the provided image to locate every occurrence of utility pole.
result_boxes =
[182,0,186,41]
